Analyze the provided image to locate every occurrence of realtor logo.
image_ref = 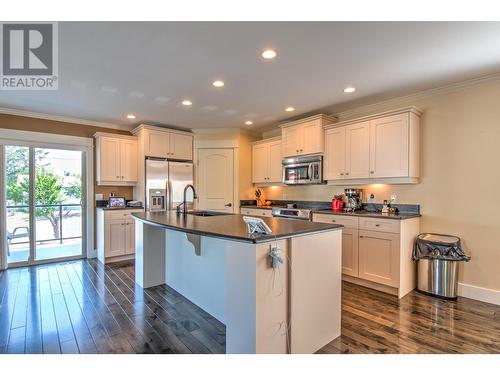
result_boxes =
[0,22,58,90]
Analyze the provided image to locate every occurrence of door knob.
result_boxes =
[225,203,232,207]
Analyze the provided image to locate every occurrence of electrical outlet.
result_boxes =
[390,194,397,204]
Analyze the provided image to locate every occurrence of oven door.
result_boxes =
[283,162,322,184]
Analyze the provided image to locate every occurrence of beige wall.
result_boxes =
[259,78,500,291]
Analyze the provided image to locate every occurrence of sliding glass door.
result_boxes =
[5,145,85,266]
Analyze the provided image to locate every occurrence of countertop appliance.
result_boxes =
[345,188,363,212]
[145,157,194,212]
[282,155,323,185]
[272,207,312,221]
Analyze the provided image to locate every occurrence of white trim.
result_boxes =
[278,113,337,128]
[0,128,95,260]
[326,177,419,185]
[93,132,137,141]
[324,106,421,129]
[0,145,5,270]
[0,106,132,131]
[335,71,500,121]
[132,123,193,136]
[252,136,281,145]
[458,283,500,306]
[0,128,93,149]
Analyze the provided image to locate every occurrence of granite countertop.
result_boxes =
[240,204,420,220]
[131,211,342,244]
[312,209,421,220]
[240,205,284,210]
[96,206,144,211]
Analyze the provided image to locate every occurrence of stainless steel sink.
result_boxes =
[187,210,232,217]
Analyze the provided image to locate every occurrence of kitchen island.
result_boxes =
[131,211,343,354]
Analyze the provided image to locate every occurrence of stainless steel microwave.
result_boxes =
[282,155,323,184]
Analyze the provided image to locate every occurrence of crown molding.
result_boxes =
[0,106,133,131]
[334,71,500,121]
[278,113,337,128]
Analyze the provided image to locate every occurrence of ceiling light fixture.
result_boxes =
[285,107,295,112]
[126,114,136,119]
[245,121,253,125]
[182,100,193,106]
[261,49,277,59]
[213,80,224,87]
[344,86,356,93]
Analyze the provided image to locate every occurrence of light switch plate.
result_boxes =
[95,193,104,200]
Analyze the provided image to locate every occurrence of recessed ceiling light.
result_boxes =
[182,100,192,106]
[285,107,295,112]
[245,121,253,125]
[344,86,356,93]
[213,80,224,87]
[126,114,136,119]
[261,49,277,59]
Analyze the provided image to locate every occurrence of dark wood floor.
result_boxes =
[1,259,499,354]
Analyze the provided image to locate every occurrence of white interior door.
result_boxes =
[197,148,234,213]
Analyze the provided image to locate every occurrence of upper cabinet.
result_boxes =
[252,137,282,184]
[95,133,138,186]
[324,107,421,184]
[132,124,193,161]
[281,114,336,158]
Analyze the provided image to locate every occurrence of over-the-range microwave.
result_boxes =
[282,155,323,185]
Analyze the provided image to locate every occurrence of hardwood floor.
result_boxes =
[0,259,499,354]
[319,282,500,354]
[0,259,225,354]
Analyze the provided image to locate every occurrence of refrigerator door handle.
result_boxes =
[166,179,173,211]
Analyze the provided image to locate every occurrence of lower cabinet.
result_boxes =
[97,209,142,264]
[341,227,359,277]
[312,213,420,298]
[240,207,273,217]
[358,230,400,288]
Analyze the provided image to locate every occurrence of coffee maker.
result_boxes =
[344,188,363,212]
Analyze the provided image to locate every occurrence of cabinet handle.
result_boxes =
[225,203,232,207]
[345,172,349,176]
[359,235,364,238]
[296,149,299,153]
[116,175,120,178]
[300,149,303,152]
[375,224,380,227]
[121,176,124,179]
[340,173,344,176]
[370,171,374,174]
[332,220,336,222]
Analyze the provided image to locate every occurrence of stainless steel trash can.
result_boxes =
[417,258,459,299]
[413,233,470,299]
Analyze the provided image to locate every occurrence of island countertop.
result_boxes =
[131,211,343,244]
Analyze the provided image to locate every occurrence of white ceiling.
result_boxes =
[2,22,500,131]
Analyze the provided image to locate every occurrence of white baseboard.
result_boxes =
[458,283,500,305]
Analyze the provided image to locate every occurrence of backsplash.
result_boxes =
[240,199,420,214]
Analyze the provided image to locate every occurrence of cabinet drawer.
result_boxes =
[359,217,400,233]
[104,209,143,220]
[312,213,358,229]
[240,208,272,217]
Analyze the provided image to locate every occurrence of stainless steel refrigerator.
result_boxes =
[145,157,194,212]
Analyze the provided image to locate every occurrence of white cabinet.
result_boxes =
[135,125,193,160]
[341,227,359,277]
[252,137,282,184]
[240,207,273,217]
[369,113,409,178]
[358,230,400,288]
[281,114,336,158]
[324,121,370,180]
[312,213,420,298]
[97,209,142,264]
[95,133,138,186]
[324,127,345,180]
[323,107,420,184]
[345,121,370,179]
[170,132,193,160]
[146,130,170,158]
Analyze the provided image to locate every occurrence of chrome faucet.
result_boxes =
[177,184,198,215]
